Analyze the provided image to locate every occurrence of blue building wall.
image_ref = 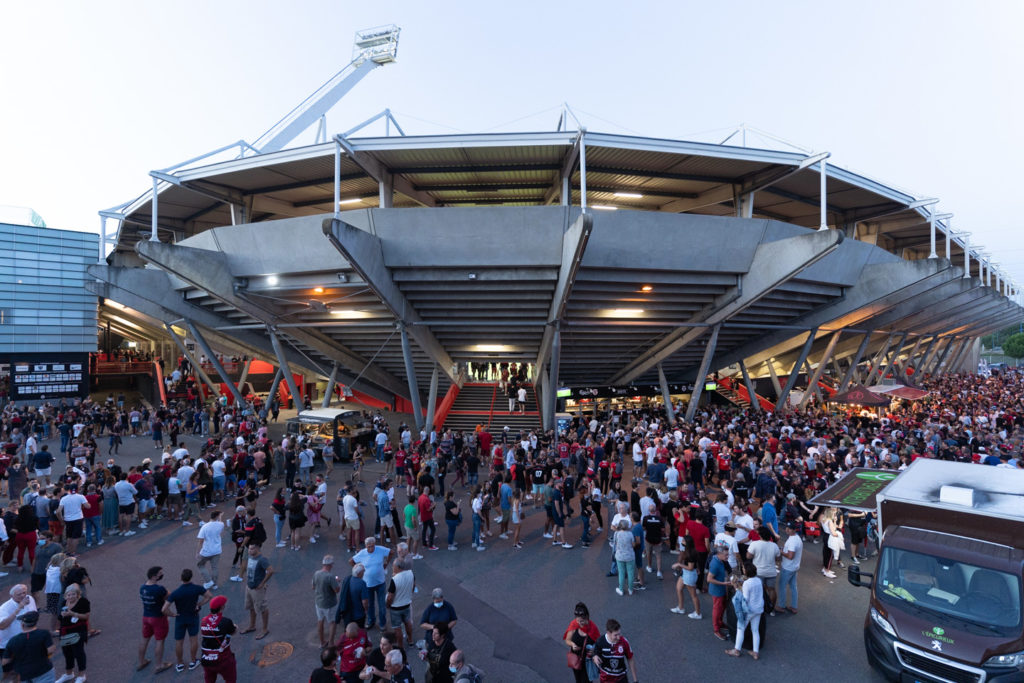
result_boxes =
[0,223,98,354]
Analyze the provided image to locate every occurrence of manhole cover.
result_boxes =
[250,641,294,667]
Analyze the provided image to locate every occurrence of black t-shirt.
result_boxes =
[167,583,206,619]
[390,665,414,683]
[642,513,663,544]
[532,465,547,485]
[4,629,53,679]
[309,666,341,683]
[466,455,480,474]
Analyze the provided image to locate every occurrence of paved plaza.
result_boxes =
[11,410,889,683]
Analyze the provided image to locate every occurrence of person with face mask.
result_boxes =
[420,623,455,683]
[417,588,457,651]
[448,649,484,683]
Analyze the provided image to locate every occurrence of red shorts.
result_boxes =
[142,615,169,640]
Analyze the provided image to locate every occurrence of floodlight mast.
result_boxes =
[252,24,400,154]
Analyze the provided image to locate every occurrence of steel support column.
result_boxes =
[322,362,339,409]
[877,332,909,383]
[776,329,817,412]
[658,364,676,426]
[864,333,896,385]
[547,323,562,434]
[799,330,842,409]
[424,365,440,435]
[738,360,760,413]
[238,359,251,387]
[399,325,424,432]
[915,337,939,377]
[186,320,246,406]
[165,323,220,399]
[267,368,283,408]
[930,338,957,376]
[684,325,720,423]
[766,361,782,397]
[268,328,303,412]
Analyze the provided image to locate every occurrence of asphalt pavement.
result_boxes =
[18,411,889,683]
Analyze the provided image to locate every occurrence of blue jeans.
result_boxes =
[375,444,384,463]
[24,670,55,683]
[472,513,482,546]
[274,515,285,545]
[85,517,102,544]
[616,560,636,594]
[779,568,799,609]
[468,473,478,485]
[366,582,387,628]
[582,516,590,545]
[446,519,459,546]
[60,435,69,454]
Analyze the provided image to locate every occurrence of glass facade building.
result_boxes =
[0,223,98,354]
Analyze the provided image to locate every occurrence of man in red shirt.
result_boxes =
[335,622,368,683]
[591,619,638,683]
[417,487,437,551]
[683,510,711,592]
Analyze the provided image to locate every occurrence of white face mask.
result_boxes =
[433,601,443,609]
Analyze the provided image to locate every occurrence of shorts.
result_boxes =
[213,476,226,491]
[143,615,168,640]
[65,519,84,539]
[380,515,394,528]
[167,494,182,507]
[390,605,410,624]
[345,518,359,532]
[531,484,542,495]
[119,503,136,515]
[46,593,60,615]
[404,525,416,539]
[683,569,698,587]
[245,585,268,613]
[139,498,156,513]
[315,605,334,622]
[34,468,51,478]
[849,524,866,545]
[174,615,199,640]
[758,574,777,592]
[552,512,564,527]
[30,572,45,594]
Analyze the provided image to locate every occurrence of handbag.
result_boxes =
[59,632,80,646]
[566,650,582,670]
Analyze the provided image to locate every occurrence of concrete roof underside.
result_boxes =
[90,204,1022,405]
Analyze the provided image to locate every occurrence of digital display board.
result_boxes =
[11,360,89,399]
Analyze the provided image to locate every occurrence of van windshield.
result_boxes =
[877,547,1022,634]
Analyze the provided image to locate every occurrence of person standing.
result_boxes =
[199,596,236,683]
[563,602,600,683]
[350,538,390,631]
[778,522,803,614]
[0,585,37,683]
[55,582,90,683]
[385,556,414,651]
[748,531,780,616]
[335,565,370,630]
[1,610,54,683]
[417,487,437,552]
[312,556,340,648]
[112,473,138,537]
[707,543,731,641]
[239,543,273,640]
[310,646,340,683]
[196,511,225,591]
[138,566,172,673]
[163,569,210,673]
[54,487,89,558]
[725,563,764,660]
[591,618,638,683]
[449,649,484,683]
[421,623,456,683]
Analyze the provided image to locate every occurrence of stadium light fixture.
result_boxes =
[613,192,643,199]
[593,205,618,211]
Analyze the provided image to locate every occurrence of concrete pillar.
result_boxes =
[400,325,424,431]
[322,362,339,409]
[267,368,283,408]
[684,325,720,422]
[864,333,896,386]
[915,337,939,378]
[877,332,908,384]
[930,338,957,376]
[799,330,841,409]
[424,364,440,435]
[776,329,817,412]
[268,329,302,412]
[165,323,219,399]
[738,360,760,413]
[547,323,562,432]
[766,361,782,397]
[657,364,676,426]
[185,320,246,406]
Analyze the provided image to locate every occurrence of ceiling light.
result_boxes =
[592,205,618,211]
[314,287,324,294]
[613,192,643,199]
[266,275,279,286]
[330,309,373,319]
[339,198,362,205]
[473,344,510,352]
[467,273,478,280]
[610,308,645,317]
[640,285,653,292]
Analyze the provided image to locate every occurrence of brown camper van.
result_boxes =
[849,459,1024,683]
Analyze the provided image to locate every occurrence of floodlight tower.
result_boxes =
[252,25,401,154]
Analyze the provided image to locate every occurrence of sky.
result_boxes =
[2,1,1023,278]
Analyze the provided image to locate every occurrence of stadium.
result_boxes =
[88,25,1023,431]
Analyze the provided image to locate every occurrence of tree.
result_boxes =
[1002,333,1024,361]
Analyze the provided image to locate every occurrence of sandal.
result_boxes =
[88,628,101,637]
[238,627,256,634]
[137,659,151,671]
[725,649,742,657]
[255,631,269,640]
[749,652,760,660]
[155,662,173,674]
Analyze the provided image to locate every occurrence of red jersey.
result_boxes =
[684,518,711,553]
[336,629,369,672]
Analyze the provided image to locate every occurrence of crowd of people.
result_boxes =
[0,364,1019,681]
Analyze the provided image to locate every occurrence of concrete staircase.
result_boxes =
[440,382,542,434]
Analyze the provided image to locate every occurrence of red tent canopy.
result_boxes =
[828,384,891,406]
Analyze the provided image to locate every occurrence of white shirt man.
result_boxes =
[171,447,189,462]
[57,490,88,522]
[749,537,780,579]
[196,513,226,590]
[24,435,37,457]
[713,528,740,570]
[0,586,37,650]
[733,511,754,545]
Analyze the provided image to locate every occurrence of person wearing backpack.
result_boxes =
[449,649,484,682]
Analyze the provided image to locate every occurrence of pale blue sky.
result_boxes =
[2,1,1022,277]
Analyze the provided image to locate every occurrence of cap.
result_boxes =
[786,522,798,530]
[209,596,227,612]
[17,611,39,626]
[431,588,444,599]
[786,493,797,500]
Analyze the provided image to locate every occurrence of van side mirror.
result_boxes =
[848,565,873,588]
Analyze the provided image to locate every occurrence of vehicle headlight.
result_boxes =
[870,607,897,638]
[984,651,1024,669]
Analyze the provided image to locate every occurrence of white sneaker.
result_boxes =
[182,521,192,526]
[309,537,317,544]
[412,554,424,560]
[670,607,685,614]
[645,566,653,574]
[494,516,503,523]
[75,677,87,683]
[97,540,104,546]
[542,533,553,539]
[476,545,486,552]
[657,571,663,579]
[562,543,574,549]
[0,572,8,578]
[124,530,137,537]
[615,588,623,596]
[229,576,243,582]
[498,533,508,539]
[139,522,148,529]
[203,581,214,590]
[688,612,703,620]
[55,675,74,683]
[276,542,286,548]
